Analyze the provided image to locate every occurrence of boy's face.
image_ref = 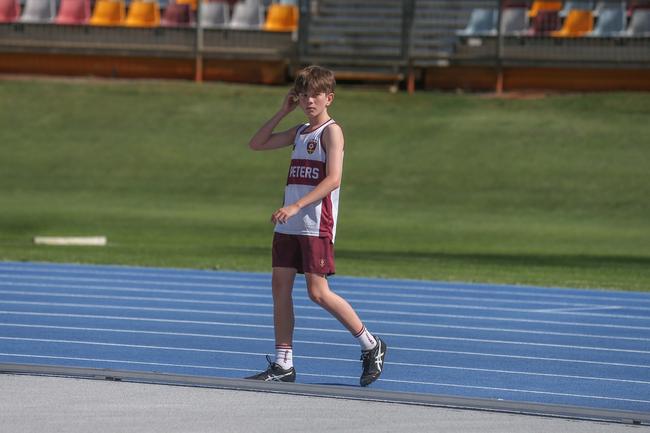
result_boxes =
[296,91,334,118]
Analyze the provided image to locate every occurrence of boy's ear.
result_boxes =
[326,92,334,106]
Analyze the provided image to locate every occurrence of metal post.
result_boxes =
[401,0,416,94]
[195,0,204,83]
[496,0,504,94]
[297,0,311,59]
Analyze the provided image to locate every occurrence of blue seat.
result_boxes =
[590,4,626,35]
[625,8,650,35]
[559,1,594,18]
[456,8,498,36]
[500,6,528,34]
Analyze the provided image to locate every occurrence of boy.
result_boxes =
[245,66,387,387]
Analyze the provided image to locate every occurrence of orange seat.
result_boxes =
[89,0,125,25]
[264,3,298,32]
[551,9,594,37]
[528,0,563,18]
[124,0,160,27]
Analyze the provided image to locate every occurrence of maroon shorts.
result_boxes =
[272,232,336,276]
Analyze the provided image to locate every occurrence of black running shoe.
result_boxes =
[360,336,387,387]
[245,355,296,382]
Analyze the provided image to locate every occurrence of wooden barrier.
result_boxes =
[424,65,650,92]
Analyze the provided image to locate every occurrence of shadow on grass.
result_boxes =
[230,245,650,270]
[335,250,650,270]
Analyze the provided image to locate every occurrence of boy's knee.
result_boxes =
[307,286,330,306]
[308,289,323,305]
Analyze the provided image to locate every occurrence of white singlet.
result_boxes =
[274,119,341,242]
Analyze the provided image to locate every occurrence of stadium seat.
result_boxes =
[263,3,298,32]
[528,9,561,35]
[0,0,21,22]
[625,8,650,34]
[589,4,626,35]
[551,9,594,36]
[528,0,563,18]
[161,1,191,26]
[456,8,498,36]
[176,0,196,12]
[200,0,228,28]
[228,0,263,29]
[19,0,56,22]
[89,0,125,25]
[628,0,650,18]
[503,0,528,6]
[55,0,90,24]
[559,1,594,18]
[500,6,528,34]
[124,0,160,27]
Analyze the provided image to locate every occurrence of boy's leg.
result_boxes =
[245,266,297,382]
[272,266,297,347]
[304,272,362,334]
[305,272,387,387]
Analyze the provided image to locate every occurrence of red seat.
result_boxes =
[0,0,20,22]
[528,10,561,35]
[55,0,90,24]
[161,1,191,26]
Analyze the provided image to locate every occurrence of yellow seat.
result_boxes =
[551,10,594,37]
[264,3,297,32]
[124,0,160,27]
[89,0,124,25]
[528,0,562,18]
[175,0,195,12]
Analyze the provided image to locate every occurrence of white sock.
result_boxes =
[354,325,377,351]
[275,345,293,370]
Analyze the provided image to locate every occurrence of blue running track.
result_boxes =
[1,261,649,415]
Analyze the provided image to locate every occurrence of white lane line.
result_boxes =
[1,293,649,342]
[3,274,650,312]
[535,307,631,314]
[1,353,650,404]
[2,312,649,368]
[4,287,650,331]
[0,301,650,354]
[355,308,650,332]
[2,264,649,305]
[2,323,649,385]
[0,337,650,385]
[376,378,650,404]
[0,353,259,374]
[1,278,636,310]
[2,285,649,320]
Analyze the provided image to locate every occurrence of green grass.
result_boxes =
[1,78,649,290]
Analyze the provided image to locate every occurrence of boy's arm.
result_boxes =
[249,89,300,151]
[271,124,344,224]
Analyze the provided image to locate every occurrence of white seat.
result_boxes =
[20,0,55,22]
[228,0,263,29]
[200,1,229,28]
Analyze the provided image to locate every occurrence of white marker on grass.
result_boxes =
[33,236,107,246]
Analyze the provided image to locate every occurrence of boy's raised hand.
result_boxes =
[281,89,299,114]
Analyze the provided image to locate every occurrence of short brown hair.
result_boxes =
[293,65,336,95]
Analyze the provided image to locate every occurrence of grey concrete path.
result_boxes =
[1,375,644,433]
